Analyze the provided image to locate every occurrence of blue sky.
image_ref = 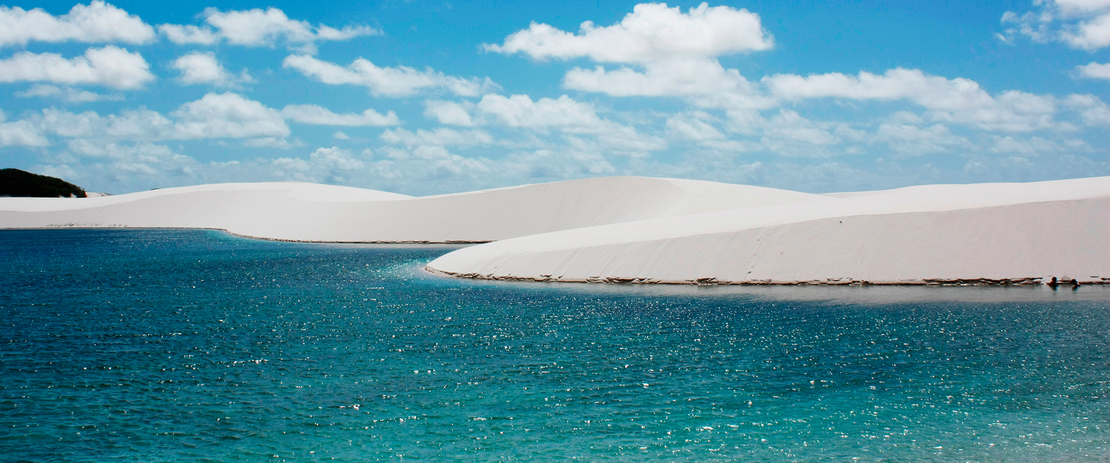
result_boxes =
[1,0,1108,195]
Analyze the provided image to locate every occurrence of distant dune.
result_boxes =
[0,177,809,242]
[2,176,1108,285]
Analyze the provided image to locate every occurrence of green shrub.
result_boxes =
[0,168,88,198]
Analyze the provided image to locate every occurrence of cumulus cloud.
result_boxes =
[28,92,290,143]
[171,52,253,87]
[281,104,399,126]
[476,94,603,128]
[380,128,494,147]
[485,2,771,63]
[988,135,1079,155]
[873,123,969,156]
[15,84,121,103]
[158,25,218,45]
[159,7,379,53]
[487,3,778,111]
[0,120,49,146]
[1001,0,1110,49]
[766,68,988,106]
[172,92,290,140]
[1054,0,1110,14]
[1065,93,1110,126]
[421,94,666,156]
[999,10,1054,44]
[0,46,154,89]
[572,124,667,155]
[1064,12,1110,49]
[1076,62,1110,80]
[758,110,841,157]
[566,58,772,109]
[488,3,773,111]
[665,111,726,142]
[269,147,370,183]
[43,140,210,193]
[424,100,475,126]
[764,68,1059,131]
[0,1,155,47]
[283,54,495,97]
[482,94,665,154]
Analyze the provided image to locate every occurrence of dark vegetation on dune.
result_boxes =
[0,168,87,198]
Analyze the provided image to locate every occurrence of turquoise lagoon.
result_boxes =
[1,229,1108,461]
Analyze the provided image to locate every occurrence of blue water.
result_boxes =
[2,229,1108,461]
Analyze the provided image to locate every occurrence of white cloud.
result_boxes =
[572,125,667,155]
[485,2,772,63]
[488,3,773,111]
[665,111,726,141]
[242,137,297,149]
[1000,10,1054,43]
[476,94,602,128]
[309,146,364,170]
[424,100,475,126]
[158,7,379,53]
[380,128,494,147]
[104,108,177,140]
[727,109,881,157]
[1076,61,1110,79]
[565,58,772,109]
[1002,0,1110,49]
[34,108,103,138]
[269,147,369,183]
[172,52,253,87]
[172,92,289,140]
[760,110,840,155]
[47,140,207,192]
[15,84,121,103]
[25,93,292,144]
[766,68,987,107]
[204,7,318,46]
[470,94,666,155]
[1065,13,1110,49]
[68,139,172,160]
[0,46,153,89]
[764,68,1059,131]
[281,104,399,126]
[1054,0,1110,14]
[0,1,154,47]
[0,120,49,146]
[283,54,495,97]
[419,94,668,156]
[500,148,615,178]
[158,25,218,45]
[988,135,1073,155]
[1065,93,1110,126]
[873,123,969,155]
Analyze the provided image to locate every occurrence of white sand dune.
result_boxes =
[4,175,1108,285]
[425,176,1110,285]
[0,177,817,242]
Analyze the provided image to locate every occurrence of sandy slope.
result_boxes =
[425,177,1110,285]
[6,175,1107,285]
[0,177,819,242]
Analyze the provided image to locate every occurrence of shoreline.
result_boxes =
[424,266,1106,287]
[4,226,1106,288]
[5,176,1109,287]
[0,225,492,245]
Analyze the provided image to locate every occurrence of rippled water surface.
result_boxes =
[2,229,1109,461]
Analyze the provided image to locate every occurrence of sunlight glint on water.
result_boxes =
[1,229,1108,461]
